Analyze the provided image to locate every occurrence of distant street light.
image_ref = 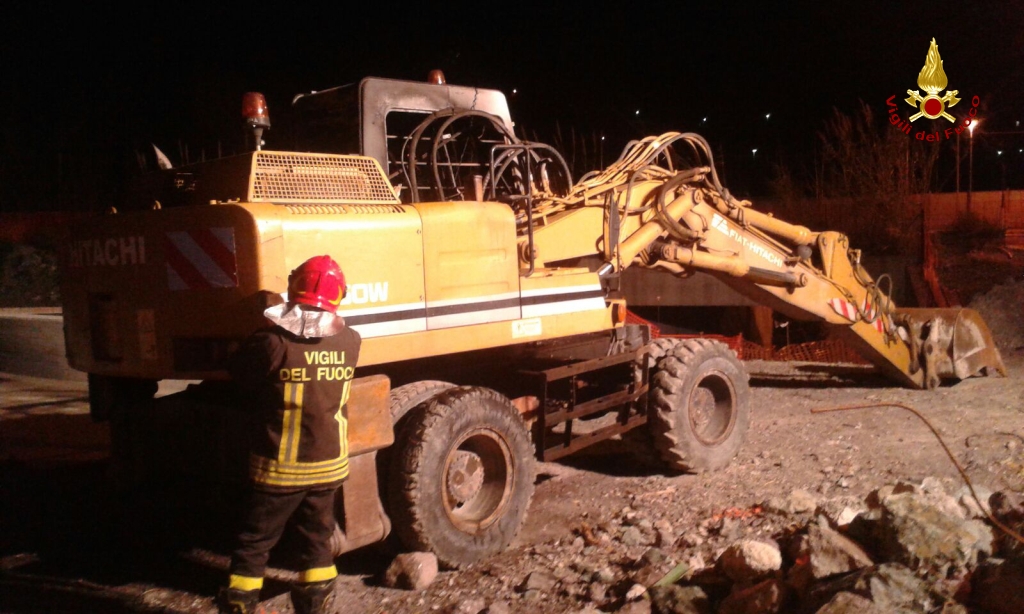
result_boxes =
[968,120,979,210]
[751,148,758,157]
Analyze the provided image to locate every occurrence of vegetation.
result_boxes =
[768,101,941,254]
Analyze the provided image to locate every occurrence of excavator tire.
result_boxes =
[624,337,681,463]
[388,386,535,568]
[649,339,750,473]
[379,381,457,515]
[389,380,458,427]
[645,337,682,369]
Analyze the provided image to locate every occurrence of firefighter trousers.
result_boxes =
[228,487,338,591]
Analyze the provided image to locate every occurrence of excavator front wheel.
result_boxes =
[649,339,751,472]
[387,386,535,568]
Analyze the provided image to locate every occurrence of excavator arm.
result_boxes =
[521,132,1005,389]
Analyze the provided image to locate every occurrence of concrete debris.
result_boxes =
[815,495,867,529]
[763,489,817,515]
[804,517,874,579]
[384,552,439,591]
[808,563,935,613]
[956,484,995,519]
[518,570,557,594]
[648,584,712,614]
[868,492,993,573]
[717,540,783,583]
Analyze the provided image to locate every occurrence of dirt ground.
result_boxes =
[2,348,1021,614]
[1,235,1021,613]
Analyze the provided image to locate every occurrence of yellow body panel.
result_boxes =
[61,196,616,380]
[416,201,522,329]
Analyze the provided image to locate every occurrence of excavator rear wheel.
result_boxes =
[388,386,535,568]
[379,381,457,515]
[649,339,750,473]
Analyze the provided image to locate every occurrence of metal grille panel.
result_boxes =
[251,152,399,205]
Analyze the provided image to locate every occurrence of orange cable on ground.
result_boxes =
[811,402,1024,547]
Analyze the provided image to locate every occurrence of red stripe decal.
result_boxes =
[190,228,237,284]
[164,236,212,289]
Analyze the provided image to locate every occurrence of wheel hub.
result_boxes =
[447,450,485,504]
[688,371,737,446]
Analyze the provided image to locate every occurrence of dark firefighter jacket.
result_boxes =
[229,325,361,492]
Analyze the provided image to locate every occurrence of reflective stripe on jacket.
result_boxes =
[230,325,361,492]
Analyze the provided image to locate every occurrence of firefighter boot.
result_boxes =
[290,579,336,614]
[216,587,260,614]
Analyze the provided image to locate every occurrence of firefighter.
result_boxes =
[218,255,361,614]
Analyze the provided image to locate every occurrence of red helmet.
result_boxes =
[287,256,346,314]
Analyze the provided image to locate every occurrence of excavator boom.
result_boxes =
[522,132,1005,389]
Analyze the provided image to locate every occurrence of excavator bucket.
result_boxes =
[896,307,1007,389]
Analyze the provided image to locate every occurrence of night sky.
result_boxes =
[2,1,1022,212]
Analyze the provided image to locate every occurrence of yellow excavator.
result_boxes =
[58,73,1004,569]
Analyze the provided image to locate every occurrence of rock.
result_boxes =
[626,583,648,601]
[816,496,867,529]
[653,519,676,547]
[594,567,617,584]
[718,540,782,583]
[686,554,707,574]
[970,558,1024,614]
[585,582,607,603]
[656,528,678,548]
[678,532,704,548]
[384,552,438,591]
[648,584,712,614]
[622,526,647,547]
[447,597,486,614]
[867,482,915,508]
[919,476,946,495]
[871,492,994,573]
[955,484,994,519]
[519,570,556,593]
[641,548,668,568]
[805,517,873,579]
[552,565,574,581]
[807,563,935,613]
[719,518,744,541]
[653,519,674,534]
[618,600,653,614]
[765,488,818,515]
[718,579,787,614]
[813,591,884,614]
[573,608,603,614]
[483,602,510,614]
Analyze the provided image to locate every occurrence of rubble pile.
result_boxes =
[395,478,1023,614]
[0,242,60,307]
[968,277,1024,352]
